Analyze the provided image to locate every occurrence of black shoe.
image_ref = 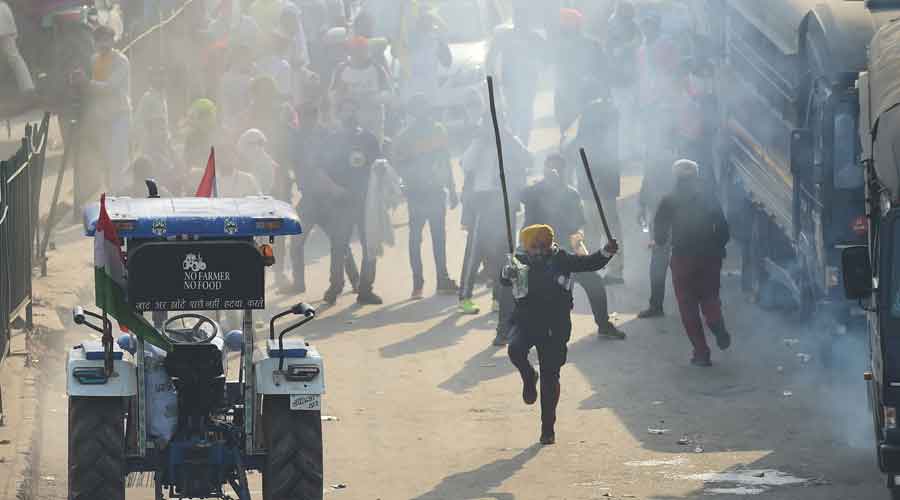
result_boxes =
[710,323,731,350]
[356,291,384,305]
[690,356,712,367]
[493,333,510,346]
[605,276,625,286]
[539,431,556,445]
[638,307,664,319]
[522,371,538,405]
[597,322,626,340]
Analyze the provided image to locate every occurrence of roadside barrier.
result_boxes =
[0,113,51,362]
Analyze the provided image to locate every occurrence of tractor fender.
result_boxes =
[66,343,137,397]
[253,339,326,396]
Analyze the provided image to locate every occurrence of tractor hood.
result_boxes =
[82,196,302,239]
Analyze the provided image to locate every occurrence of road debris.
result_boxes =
[321,415,339,421]
[694,446,704,453]
[783,391,793,397]
[331,483,348,490]
[678,436,691,445]
[706,486,767,495]
[625,457,688,467]
[647,427,670,435]
[676,469,809,487]
[796,353,812,364]
[783,338,800,347]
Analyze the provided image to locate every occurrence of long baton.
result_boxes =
[487,76,515,254]
[579,148,614,242]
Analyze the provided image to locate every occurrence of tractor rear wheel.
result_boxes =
[68,397,126,500]
[262,396,323,500]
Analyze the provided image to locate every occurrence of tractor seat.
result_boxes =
[164,343,225,419]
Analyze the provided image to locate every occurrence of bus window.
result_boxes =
[834,112,863,190]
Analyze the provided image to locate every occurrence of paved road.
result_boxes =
[27,92,888,499]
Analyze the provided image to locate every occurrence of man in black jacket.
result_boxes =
[506,224,618,445]
[517,154,625,341]
[653,159,731,366]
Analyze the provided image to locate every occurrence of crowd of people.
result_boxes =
[2,0,734,444]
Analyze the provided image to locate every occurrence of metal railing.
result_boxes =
[0,113,51,361]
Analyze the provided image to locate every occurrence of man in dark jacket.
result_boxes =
[316,98,384,306]
[517,154,625,340]
[653,159,731,366]
[506,224,618,445]
[290,101,359,294]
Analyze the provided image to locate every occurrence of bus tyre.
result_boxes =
[262,396,323,500]
[68,397,125,500]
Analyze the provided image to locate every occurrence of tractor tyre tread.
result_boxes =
[262,396,323,500]
[68,397,125,500]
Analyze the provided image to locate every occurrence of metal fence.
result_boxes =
[0,114,51,361]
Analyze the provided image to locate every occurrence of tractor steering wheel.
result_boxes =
[162,313,220,344]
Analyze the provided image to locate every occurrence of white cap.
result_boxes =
[672,159,700,178]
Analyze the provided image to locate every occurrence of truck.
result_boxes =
[844,14,900,499]
[690,0,883,331]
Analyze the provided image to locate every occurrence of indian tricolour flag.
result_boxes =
[95,194,171,351]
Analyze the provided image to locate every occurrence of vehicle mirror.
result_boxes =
[841,245,872,300]
[790,129,812,174]
[73,306,85,324]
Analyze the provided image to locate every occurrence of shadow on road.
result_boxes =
[411,445,542,500]
[379,308,495,359]
[438,343,515,394]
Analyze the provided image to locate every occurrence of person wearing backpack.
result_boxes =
[653,159,730,367]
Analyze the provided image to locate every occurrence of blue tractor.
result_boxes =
[67,195,324,500]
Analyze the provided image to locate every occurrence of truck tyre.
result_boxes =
[262,396,323,500]
[68,397,125,500]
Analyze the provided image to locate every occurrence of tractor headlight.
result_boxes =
[73,366,108,385]
[285,365,319,382]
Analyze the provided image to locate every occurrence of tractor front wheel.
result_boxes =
[262,396,324,500]
[68,397,126,500]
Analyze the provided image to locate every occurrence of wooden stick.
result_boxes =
[579,148,614,242]
[487,76,515,254]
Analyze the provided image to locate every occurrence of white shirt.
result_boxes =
[218,170,263,197]
[462,138,498,193]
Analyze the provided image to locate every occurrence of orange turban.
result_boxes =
[520,224,555,249]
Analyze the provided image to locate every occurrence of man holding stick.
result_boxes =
[516,154,626,340]
[504,224,619,445]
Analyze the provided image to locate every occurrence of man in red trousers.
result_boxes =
[652,159,731,366]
